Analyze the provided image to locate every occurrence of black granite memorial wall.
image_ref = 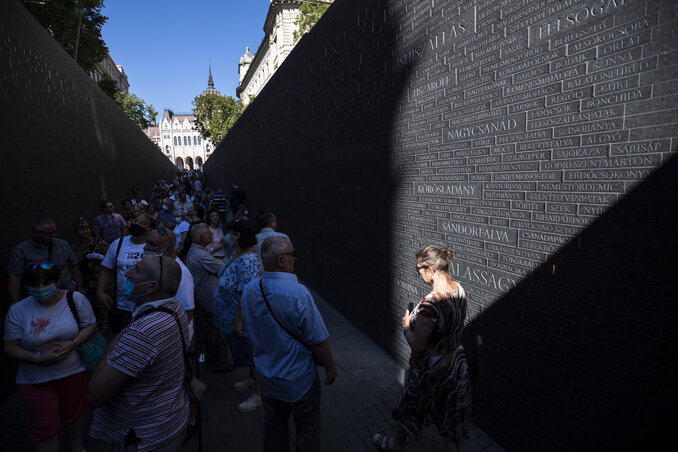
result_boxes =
[210,0,677,449]
[0,0,177,268]
[0,0,177,397]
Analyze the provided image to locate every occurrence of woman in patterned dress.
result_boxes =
[213,218,264,412]
[374,245,471,452]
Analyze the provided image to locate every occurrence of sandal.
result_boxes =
[373,433,404,451]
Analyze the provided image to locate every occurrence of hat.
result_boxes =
[74,217,89,229]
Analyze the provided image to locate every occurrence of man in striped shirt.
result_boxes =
[87,256,189,451]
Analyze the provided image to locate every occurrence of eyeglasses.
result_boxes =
[279,250,298,258]
[32,262,53,270]
[415,265,427,276]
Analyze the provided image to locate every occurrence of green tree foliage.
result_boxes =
[115,92,157,129]
[21,0,108,73]
[293,1,330,42]
[97,75,120,100]
[192,93,245,145]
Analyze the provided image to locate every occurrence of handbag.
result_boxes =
[259,279,324,367]
[66,291,108,374]
[138,305,207,403]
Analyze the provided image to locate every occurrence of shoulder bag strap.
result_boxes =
[137,306,193,380]
[258,279,311,351]
[65,290,82,331]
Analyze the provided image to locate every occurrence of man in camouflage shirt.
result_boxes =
[71,217,111,334]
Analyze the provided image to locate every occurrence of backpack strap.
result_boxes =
[65,290,82,331]
[112,237,125,306]
[137,306,193,380]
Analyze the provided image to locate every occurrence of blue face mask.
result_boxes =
[122,279,154,304]
[29,284,57,302]
[142,249,165,259]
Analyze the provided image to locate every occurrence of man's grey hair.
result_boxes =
[32,218,55,232]
[191,223,209,243]
[260,236,292,267]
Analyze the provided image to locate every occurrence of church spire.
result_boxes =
[201,61,220,96]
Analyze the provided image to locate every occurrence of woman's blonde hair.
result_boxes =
[416,245,454,272]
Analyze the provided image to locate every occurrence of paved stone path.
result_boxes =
[1,289,503,452]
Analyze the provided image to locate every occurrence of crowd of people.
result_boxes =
[3,169,471,452]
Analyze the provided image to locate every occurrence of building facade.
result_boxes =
[237,1,331,105]
[90,53,129,93]
[146,68,219,170]
[155,109,213,170]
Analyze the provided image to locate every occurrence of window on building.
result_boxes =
[183,136,187,146]
[193,136,197,145]
[173,136,177,146]
[198,137,201,145]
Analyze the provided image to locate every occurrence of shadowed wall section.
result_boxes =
[0,0,177,396]
[0,0,177,270]
[203,0,677,449]
[205,1,406,351]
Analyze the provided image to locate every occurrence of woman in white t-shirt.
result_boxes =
[4,262,96,452]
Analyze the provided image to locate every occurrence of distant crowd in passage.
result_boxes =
[4,169,471,452]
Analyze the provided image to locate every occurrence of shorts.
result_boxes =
[18,371,88,442]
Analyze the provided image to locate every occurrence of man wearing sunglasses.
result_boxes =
[241,236,337,452]
[8,218,85,305]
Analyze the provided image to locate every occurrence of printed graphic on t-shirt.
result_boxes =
[30,317,50,336]
[123,251,143,262]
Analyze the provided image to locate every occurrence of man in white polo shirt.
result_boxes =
[254,212,290,256]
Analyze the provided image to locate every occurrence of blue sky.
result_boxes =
[101,0,271,121]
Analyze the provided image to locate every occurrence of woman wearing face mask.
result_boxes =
[214,219,264,412]
[4,262,97,452]
[374,245,471,452]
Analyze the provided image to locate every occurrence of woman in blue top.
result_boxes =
[214,218,264,412]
